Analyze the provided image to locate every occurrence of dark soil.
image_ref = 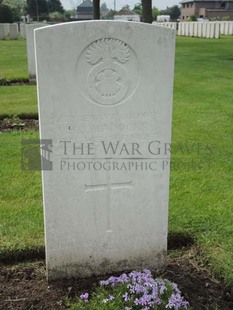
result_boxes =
[0,78,34,86]
[0,118,39,132]
[0,248,232,310]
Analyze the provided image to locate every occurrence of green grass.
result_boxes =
[0,40,28,80]
[169,36,233,286]
[0,37,233,286]
[0,131,44,258]
[0,85,37,117]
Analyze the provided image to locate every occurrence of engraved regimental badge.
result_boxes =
[77,38,140,106]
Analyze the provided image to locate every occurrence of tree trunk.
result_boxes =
[93,0,100,20]
[141,0,152,23]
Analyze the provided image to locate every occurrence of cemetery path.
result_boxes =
[0,248,232,310]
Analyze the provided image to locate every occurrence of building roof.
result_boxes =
[78,0,92,8]
[115,7,139,16]
[181,0,233,2]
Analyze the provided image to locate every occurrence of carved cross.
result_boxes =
[85,176,133,233]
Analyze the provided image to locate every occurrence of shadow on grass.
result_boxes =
[0,232,195,264]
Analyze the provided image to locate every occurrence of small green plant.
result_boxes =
[222,16,230,21]
[187,15,197,21]
[3,114,22,125]
[66,270,190,310]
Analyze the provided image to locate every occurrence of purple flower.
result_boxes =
[80,292,89,302]
[123,292,130,302]
[98,270,189,310]
[103,294,115,303]
[166,292,189,310]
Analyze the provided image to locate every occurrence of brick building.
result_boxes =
[180,0,233,20]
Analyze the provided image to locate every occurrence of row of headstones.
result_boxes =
[154,21,233,38]
[218,21,233,35]
[2,21,233,41]
[178,22,220,39]
[0,23,21,40]
[0,23,44,40]
[153,22,177,31]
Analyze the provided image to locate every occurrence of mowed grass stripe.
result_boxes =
[0,85,37,117]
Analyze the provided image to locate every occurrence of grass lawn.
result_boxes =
[0,131,43,257]
[0,85,37,117]
[0,37,233,286]
[0,40,28,80]
[170,36,233,285]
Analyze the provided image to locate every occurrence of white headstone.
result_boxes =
[35,21,175,281]
[189,22,194,37]
[4,23,10,37]
[172,22,177,31]
[220,22,224,34]
[202,22,207,38]
[9,24,18,39]
[185,22,188,36]
[224,21,229,35]
[229,21,233,35]
[20,23,26,39]
[194,22,198,37]
[215,22,220,39]
[209,23,215,39]
[181,22,185,36]
[0,24,5,39]
[177,22,181,36]
[26,24,46,81]
[198,22,203,38]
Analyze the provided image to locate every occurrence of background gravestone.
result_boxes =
[0,24,5,39]
[26,24,47,81]
[9,24,18,39]
[35,21,175,281]
[4,23,10,37]
[20,23,26,39]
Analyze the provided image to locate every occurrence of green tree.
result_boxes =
[3,0,26,21]
[26,0,48,20]
[105,9,116,18]
[47,0,64,13]
[152,7,159,21]
[141,0,152,23]
[188,15,197,21]
[0,3,13,22]
[161,5,181,21]
[48,10,63,20]
[133,3,142,15]
[170,5,180,20]
[64,9,76,20]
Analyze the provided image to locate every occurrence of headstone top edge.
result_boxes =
[34,20,176,34]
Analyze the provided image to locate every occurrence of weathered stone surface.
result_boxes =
[35,21,175,281]
[26,24,46,80]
